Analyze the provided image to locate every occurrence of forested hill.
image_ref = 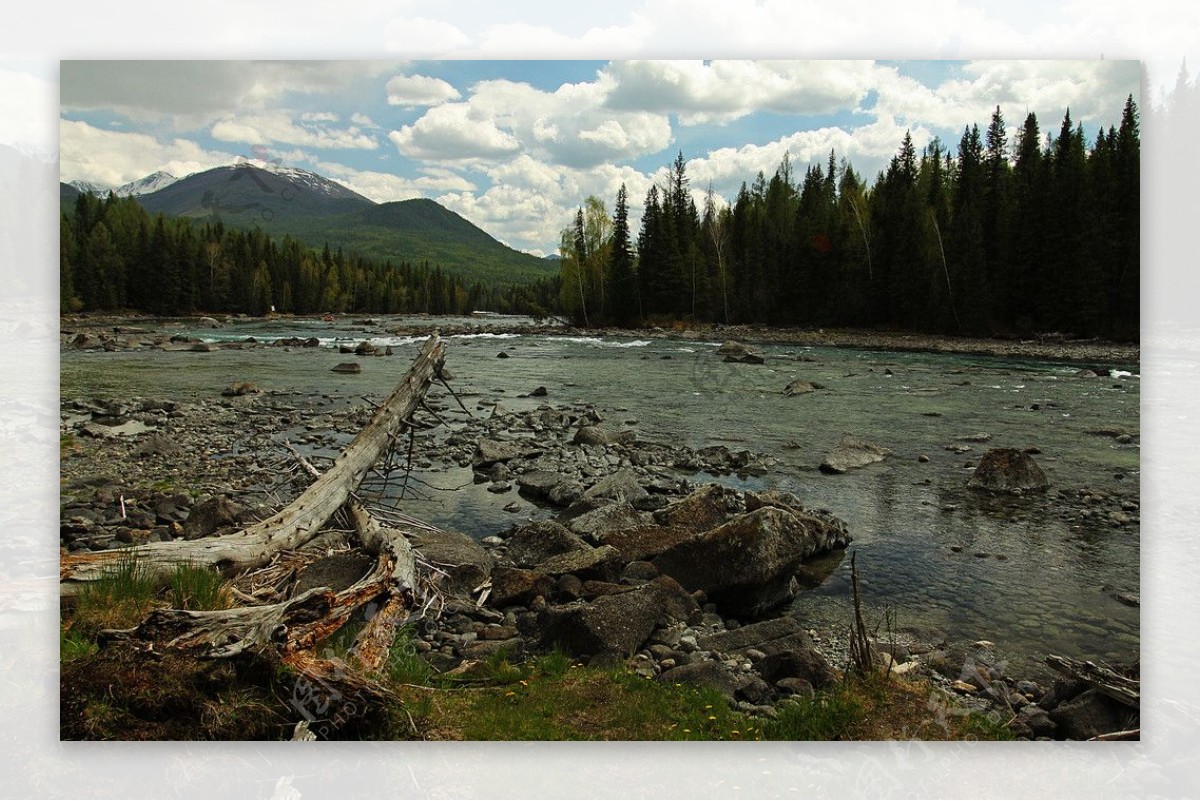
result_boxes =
[58,191,558,317]
[113,163,556,286]
[557,99,1140,341]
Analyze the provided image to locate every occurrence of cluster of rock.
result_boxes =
[365,478,852,713]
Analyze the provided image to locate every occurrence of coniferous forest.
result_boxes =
[62,99,1139,341]
[59,193,556,319]
[558,100,1141,340]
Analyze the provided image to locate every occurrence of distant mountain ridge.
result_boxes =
[63,163,556,285]
[114,170,178,196]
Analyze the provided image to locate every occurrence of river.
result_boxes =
[60,315,1140,678]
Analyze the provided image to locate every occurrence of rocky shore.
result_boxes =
[60,359,1138,739]
[61,312,1140,368]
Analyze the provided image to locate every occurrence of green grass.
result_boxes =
[168,563,233,610]
[71,550,159,637]
[60,623,99,662]
[385,626,433,686]
[759,690,867,740]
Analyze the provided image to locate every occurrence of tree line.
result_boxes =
[60,193,557,317]
[557,97,1140,340]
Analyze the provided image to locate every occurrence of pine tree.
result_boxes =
[606,184,637,324]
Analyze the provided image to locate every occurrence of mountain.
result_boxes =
[124,163,556,285]
[68,179,106,195]
[60,181,81,206]
[114,170,178,197]
[135,163,372,223]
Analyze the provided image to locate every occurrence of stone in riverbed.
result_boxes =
[505,520,590,568]
[534,544,622,582]
[652,506,851,617]
[471,438,525,467]
[563,501,648,539]
[718,341,765,364]
[406,529,495,596]
[783,379,823,396]
[819,434,892,474]
[331,362,361,374]
[582,468,648,504]
[967,448,1049,493]
[181,495,248,540]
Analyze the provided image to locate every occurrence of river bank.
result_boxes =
[61,312,1140,368]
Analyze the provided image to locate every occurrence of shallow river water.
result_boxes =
[61,316,1140,677]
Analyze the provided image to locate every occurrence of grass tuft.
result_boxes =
[168,563,233,610]
[72,550,158,636]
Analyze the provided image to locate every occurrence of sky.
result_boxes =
[58,58,1141,256]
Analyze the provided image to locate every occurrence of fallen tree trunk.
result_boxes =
[1045,654,1140,708]
[62,334,447,594]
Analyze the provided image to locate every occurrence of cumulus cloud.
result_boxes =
[385,74,462,107]
[388,102,522,161]
[210,111,378,150]
[389,76,673,168]
[59,119,236,188]
[603,60,877,124]
[307,159,476,203]
[60,60,395,127]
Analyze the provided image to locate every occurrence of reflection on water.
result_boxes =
[61,317,1140,672]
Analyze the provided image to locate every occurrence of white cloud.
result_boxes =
[351,112,379,128]
[385,74,462,107]
[59,119,236,188]
[389,103,522,161]
[210,111,378,150]
[300,111,339,123]
[389,76,673,168]
[308,159,476,203]
[603,60,878,124]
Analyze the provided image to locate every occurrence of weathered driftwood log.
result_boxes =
[61,334,447,594]
[1045,654,1140,708]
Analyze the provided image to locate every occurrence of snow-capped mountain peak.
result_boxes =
[114,171,179,197]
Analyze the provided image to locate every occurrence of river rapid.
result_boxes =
[60,315,1140,679]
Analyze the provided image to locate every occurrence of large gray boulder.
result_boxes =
[1047,689,1132,740]
[652,484,737,531]
[505,520,590,568]
[967,448,1050,493]
[534,544,623,582]
[181,496,248,540]
[698,616,835,689]
[472,438,526,468]
[563,501,648,539]
[407,529,495,596]
[820,434,892,474]
[652,506,851,616]
[583,469,649,504]
[536,582,674,658]
[517,470,582,506]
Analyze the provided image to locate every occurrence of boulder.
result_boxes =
[517,470,577,505]
[698,617,835,689]
[505,520,590,568]
[820,435,892,474]
[657,661,741,700]
[1047,689,1133,740]
[653,507,851,617]
[653,484,736,531]
[181,496,247,540]
[221,382,260,397]
[197,316,222,329]
[293,553,374,595]
[573,425,615,446]
[598,524,699,562]
[563,501,648,539]
[968,448,1050,493]
[471,438,525,468]
[783,379,822,396]
[536,582,675,657]
[331,362,361,374]
[534,544,622,582]
[487,566,555,608]
[582,469,649,504]
[718,341,765,364]
[406,529,495,596]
